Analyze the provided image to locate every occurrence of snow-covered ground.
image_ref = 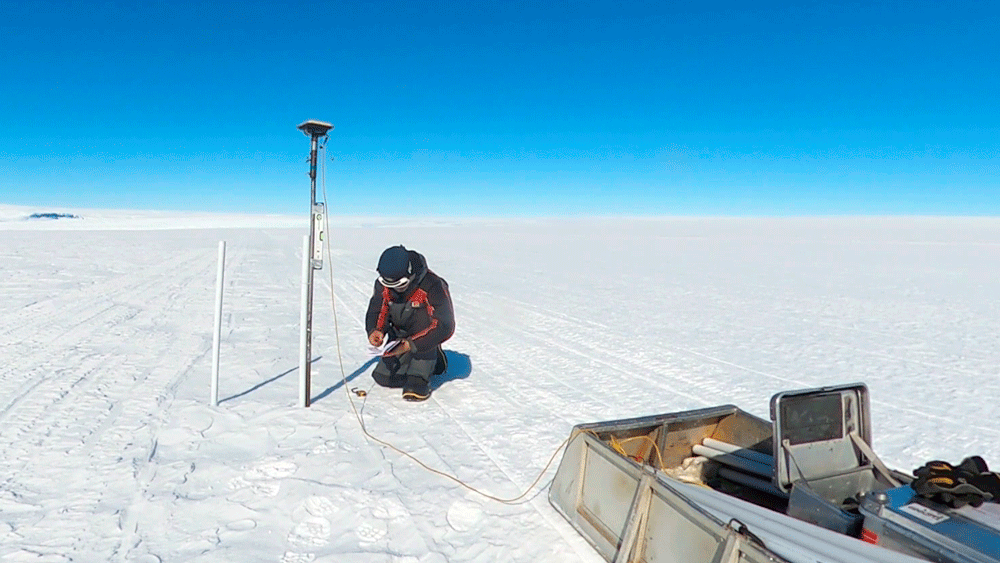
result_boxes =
[2,204,999,562]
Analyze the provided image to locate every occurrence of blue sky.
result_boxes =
[2,1,998,216]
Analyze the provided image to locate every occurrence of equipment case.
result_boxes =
[860,485,1000,563]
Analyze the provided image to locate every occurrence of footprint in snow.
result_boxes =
[281,552,316,563]
[245,460,298,480]
[446,499,484,532]
[356,519,388,545]
[227,475,251,490]
[227,475,280,497]
[251,480,280,497]
[354,496,408,547]
[226,519,257,531]
[218,518,258,544]
[287,516,331,547]
[228,459,297,498]
[303,496,339,518]
[371,497,409,521]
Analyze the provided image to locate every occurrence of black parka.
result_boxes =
[365,250,454,356]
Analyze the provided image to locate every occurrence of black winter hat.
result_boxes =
[377,245,412,280]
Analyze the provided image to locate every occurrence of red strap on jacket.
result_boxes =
[406,289,438,343]
[375,287,392,332]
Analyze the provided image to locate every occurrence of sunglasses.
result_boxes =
[379,275,410,290]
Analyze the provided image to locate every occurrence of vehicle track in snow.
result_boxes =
[612,291,1000,443]
[441,244,1000,446]
[0,231,224,559]
[451,289,733,413]
[324,260,686,422]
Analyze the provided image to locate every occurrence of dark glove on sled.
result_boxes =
[911,457,995,508]
[943,456,1000,502]
[969,473,1000,501]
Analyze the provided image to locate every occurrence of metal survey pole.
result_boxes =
[297,119,333,408]
[299,234,310,408]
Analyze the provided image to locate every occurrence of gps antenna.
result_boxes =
[297,119,333,407]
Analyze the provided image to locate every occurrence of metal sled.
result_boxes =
[549,427,792,562]
[548,383,978,563]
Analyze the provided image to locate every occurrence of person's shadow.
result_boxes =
[431,351,472,391]
[311,350,472,403]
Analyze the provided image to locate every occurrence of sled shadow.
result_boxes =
[311,356,380,403]
[221,356,324,404]
[432,351,471,391]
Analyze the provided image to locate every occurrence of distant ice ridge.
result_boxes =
[0,204,516,230]
[0,204,306,230]
[27,212,81,220]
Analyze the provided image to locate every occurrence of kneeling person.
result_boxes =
[366,245,455,401]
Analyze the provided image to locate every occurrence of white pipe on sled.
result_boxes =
[693,444,773,478]
[703,437,774,466]
[670,480,928,563]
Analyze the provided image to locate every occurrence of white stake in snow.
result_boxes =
[211,240,226,407]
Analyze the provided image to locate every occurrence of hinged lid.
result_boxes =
[770,383,872,493]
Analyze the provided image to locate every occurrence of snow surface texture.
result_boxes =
[1,205,999,562]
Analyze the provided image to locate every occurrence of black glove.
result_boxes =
[912,457,994,508]
[966,458,1000,501]
[949,456,1000,503]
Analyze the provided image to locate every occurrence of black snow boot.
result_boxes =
[433,346,448,376]
[402,375,431,402]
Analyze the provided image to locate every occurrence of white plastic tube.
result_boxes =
[211,241,225,406]
[669,480,925,563]
[703,437,775,466]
